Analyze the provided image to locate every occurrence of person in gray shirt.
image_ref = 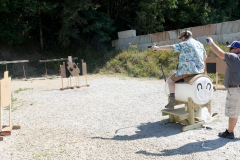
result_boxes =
[206,37,240,139]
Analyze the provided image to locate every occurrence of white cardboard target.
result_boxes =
[0,71,11,107]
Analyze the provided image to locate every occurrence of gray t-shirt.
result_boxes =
[224,52,240,88]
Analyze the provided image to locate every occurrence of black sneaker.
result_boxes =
[218,129,235,139]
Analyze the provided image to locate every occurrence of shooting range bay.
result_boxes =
[0,74,238,159]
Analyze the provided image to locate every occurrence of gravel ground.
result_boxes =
[0,74,239,160]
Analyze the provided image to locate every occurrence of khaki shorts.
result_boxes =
[225,88,240,118]
[170,73,198,82]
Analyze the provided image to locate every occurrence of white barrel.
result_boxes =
[165,74,213,105]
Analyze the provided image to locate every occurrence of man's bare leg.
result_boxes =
[168,78,175,93]
[165,78,177,108]
[228,117,238,133]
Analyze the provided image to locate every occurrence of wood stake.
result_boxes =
[45,62,47,78]
[9,101,11,127]
[23,64,26,79]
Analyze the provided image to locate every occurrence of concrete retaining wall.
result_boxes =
[112,19,240,51]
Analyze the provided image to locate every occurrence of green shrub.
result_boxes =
[99,43,230,84]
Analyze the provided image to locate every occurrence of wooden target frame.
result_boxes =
[59,56,90,90]
[76,59,90,88]
[0,60,29,79]
[205,54,227,90]
[0,71,20,141]
[39,57,78,78]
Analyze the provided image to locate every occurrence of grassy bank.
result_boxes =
[97,43,228,84]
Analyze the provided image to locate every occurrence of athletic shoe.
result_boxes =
[218,129,235,139]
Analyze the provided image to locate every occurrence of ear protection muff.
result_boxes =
[184,30,190,39]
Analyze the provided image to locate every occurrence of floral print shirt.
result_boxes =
[171,38,206,77]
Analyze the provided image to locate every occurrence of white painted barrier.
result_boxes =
[118,30,136,39]
[165,74,213,105]
[111,39,123,47]
[112,19,240,50]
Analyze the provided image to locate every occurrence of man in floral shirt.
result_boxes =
[152,30,207,108]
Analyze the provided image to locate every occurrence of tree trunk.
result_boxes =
[107,0,109,18]
[38,10,43,50]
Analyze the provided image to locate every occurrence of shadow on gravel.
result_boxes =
[92,121,184,141]
[135,138,240,156]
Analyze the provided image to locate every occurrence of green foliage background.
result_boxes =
[1,0,240,48]
[0,0,238,84]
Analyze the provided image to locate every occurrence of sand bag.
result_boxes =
[197,106,213,123]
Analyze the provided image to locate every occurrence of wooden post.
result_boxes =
[23,63,26,79]
[61,77,63,89]
[169,115,174,123]
[58,61,60,75]
[9,101,11,127]
[45,62,47,78]
[188,98,194,125]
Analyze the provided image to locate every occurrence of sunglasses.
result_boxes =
[230,47,238,50]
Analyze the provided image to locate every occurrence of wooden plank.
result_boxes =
[39,57,78,62]
[215,87,227,90]
[174,118,189,125]
[0,60,29,64]
[216,58,226,74]
[177,101,188,105]
[162,112,168,116]
[0,126,12,135]
[160,118,170,124]
[60,63,66,78]
[82,63,87,75]
[178,115,189,121]
[2,125,21,130]
[182,121,205,132]
[205,54,216,63]
[76,84,90,88]
[161,108,189,117]
[60,86,74,90]
[12,125,21,130]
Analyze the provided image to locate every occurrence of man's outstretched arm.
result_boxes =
[206,37,225,59]
[152,45,173,51]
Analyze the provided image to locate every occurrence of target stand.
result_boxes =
[0,71,21,141]
[75,59,90,88]
[161,98,217,131]
[160,74,219,131]
[60,57,90,90]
